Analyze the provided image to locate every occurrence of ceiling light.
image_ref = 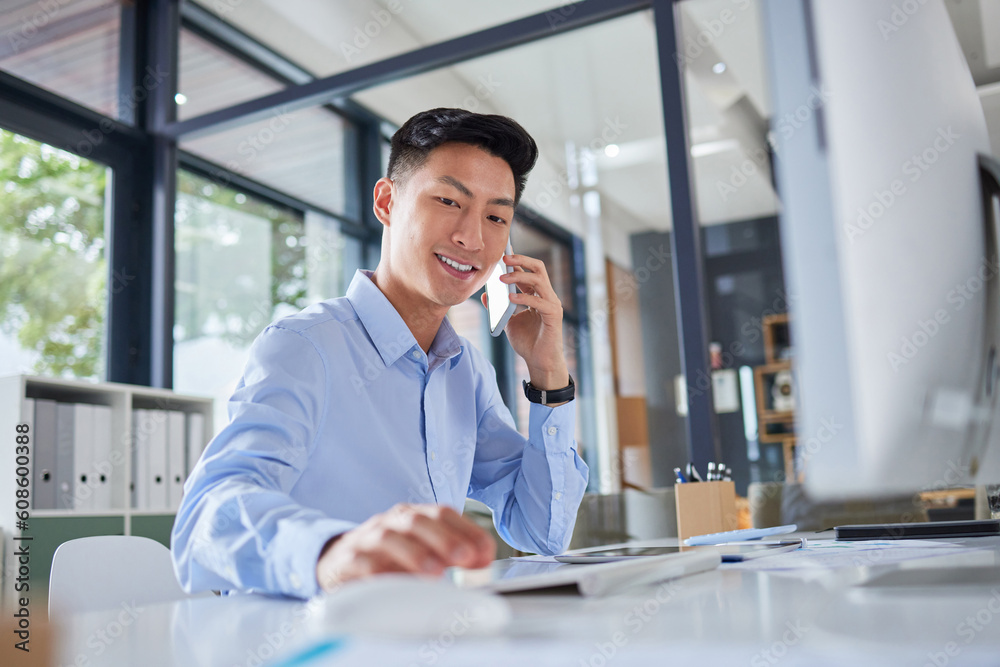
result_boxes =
[712,62,727,74]
[604,144,620,158]
[175,93,188,105]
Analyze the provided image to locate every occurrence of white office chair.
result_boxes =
[48,535,197,616]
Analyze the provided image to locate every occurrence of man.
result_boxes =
[171,108,589,599]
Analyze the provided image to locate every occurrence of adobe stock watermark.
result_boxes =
[237,597,326,667]
[877,0,931,42]
[224,225,348,342]
[64,600,144,664]
[449,74,502,113]
[684,289,796,400]
[74,65,169,159]
[563,244,670,361]
[750,619,810,667]
[578,580,684,667]
[208,106,295,189]
[844,126,961,244]
[409,603,489,666]
[717,86,830,203]
[339,0,413,63]
[204,0,244,18]
[794,415,844,470]
[5,0,74,55]
[924,587,1000,667]
[524,116,628,212]
[673,0,754,68]
[717,86,831,203]
[886,254,997,372]
[545,0,578,31]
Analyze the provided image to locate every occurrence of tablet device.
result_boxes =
[449,549,721,596]
[554,540,803,563]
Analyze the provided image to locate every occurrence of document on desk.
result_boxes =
[724,539,980,571]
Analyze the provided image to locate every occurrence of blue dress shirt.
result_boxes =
[171,269,589,599]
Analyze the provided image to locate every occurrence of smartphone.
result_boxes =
[486,241,516,337]
[554,540,803,563]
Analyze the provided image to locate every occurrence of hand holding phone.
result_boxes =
[486,242,516,337]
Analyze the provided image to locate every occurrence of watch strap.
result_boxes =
[522,375,575,405]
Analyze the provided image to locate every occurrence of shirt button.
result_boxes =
[430,451,436,461]
[554,492,562,500]
[411,350,421,360]
[547,426,558,436]
[289,573,301,589]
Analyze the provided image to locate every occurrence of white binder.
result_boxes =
[186,411,206,475]
[91,405,113,510]
[132,409,149,510]
[60,402,94,511]
[167,411,186,511]
[147,409,169,510]
[32,398,57,510]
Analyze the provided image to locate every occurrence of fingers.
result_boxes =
[317,504,497,591]
[393,505,495,569]
[503,253,547,276]
[501,254,558,303]
[501,270,558,303]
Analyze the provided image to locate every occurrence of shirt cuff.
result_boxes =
[528,400,577,454]
[272,516,356,598]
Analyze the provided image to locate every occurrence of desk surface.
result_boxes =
[53,536,1000,666]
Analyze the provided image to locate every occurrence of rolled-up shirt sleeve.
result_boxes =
[467,373,589,555]
[170,325,354,599]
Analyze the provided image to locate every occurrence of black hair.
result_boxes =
[387,108,538,206]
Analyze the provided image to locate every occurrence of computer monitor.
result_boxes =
[760,0,1000,498]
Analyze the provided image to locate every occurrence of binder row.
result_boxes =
[132,408,206,512]
[25,398,114,511]
[22,398,206,512]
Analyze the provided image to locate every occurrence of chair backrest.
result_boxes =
[49,535,191,616]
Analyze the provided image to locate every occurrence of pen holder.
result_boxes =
[675,480,738,542]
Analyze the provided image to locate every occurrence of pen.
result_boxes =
[687,462,703,482]
[707,462,716,481]
[673,467,688,484]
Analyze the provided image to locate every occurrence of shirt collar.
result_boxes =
[346,270,464,368]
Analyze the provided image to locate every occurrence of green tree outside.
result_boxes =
[0,128,108,379]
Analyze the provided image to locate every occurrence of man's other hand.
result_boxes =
[315,503,496,592]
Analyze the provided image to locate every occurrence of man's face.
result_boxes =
[381,142,516,310]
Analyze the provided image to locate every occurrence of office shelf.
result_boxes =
[0,374,212,610]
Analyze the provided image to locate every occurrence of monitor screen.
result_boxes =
[761,0,1000,498]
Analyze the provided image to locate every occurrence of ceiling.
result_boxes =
[4,0,999,268]
[191,0,784,266]
[192,0,1000,267]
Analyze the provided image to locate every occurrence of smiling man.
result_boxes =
[171,108,589,598]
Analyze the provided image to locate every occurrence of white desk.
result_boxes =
[54,536,1000,666]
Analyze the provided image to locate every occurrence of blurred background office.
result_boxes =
[2,0,1000,517]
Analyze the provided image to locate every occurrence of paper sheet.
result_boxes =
[725,539,981,571]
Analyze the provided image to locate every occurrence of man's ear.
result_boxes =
[373,177,394,227]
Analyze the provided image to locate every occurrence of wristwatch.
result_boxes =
[522,375,575,405]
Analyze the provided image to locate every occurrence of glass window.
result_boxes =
[191,1,579,79]
[0,128,109,380]
[181,105,350,217]
[173,170,349,434]
[0,0,121,117]
[177,28,285,121]
[511,217,575,316]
